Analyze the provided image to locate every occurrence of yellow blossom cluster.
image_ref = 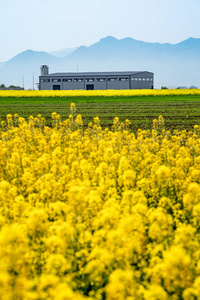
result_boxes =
[0,88,200,98]
[1,106,200,299]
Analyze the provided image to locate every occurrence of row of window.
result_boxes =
[41,79,50,83]
[132,78,153,81]
[41,77,153,83]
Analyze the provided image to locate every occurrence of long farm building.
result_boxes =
[39,65,154,90]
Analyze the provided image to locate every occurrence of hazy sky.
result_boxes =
[0,0,200,61]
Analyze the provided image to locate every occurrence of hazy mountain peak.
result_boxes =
[85,36,118,50]
[99,36,118,42]
[176,37,200,47]
[9,49,54,62]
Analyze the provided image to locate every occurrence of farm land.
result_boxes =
[1,93,200,132]
[2,90,200,298]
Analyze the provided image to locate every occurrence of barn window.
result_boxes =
[96,78,106,82]
[63,79,72,82]
[85,78,95,82]
[74,78,83,82]
[108,78,117,82]
[119,78,129,81]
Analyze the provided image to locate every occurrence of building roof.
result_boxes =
[42,71,153,77]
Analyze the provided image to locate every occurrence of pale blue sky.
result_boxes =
[0,0,200,61]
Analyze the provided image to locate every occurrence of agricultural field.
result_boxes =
[1,91,200,299]
[1,89,200,132]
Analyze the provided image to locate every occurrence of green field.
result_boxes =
[1,95,200,132]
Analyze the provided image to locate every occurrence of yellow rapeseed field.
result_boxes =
[1,104,200,299]
[0,88,200,97]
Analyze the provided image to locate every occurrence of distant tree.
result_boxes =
[189,86,198,89]
[9,85,20,88]
[161,86,168,89]
[0,84,6,88]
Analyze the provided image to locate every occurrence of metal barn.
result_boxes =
[39,65,154,90]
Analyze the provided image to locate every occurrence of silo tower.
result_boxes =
[40,65,49,76]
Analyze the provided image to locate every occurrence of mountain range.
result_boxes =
[0,36,200,89]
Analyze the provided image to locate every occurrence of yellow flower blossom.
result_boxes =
[1,108,200,298]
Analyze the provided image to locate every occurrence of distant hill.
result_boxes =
[0,36,200,89]
[0,50,62,89]
[50,47,78,57]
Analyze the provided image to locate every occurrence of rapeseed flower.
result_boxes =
[1,108,200,299]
